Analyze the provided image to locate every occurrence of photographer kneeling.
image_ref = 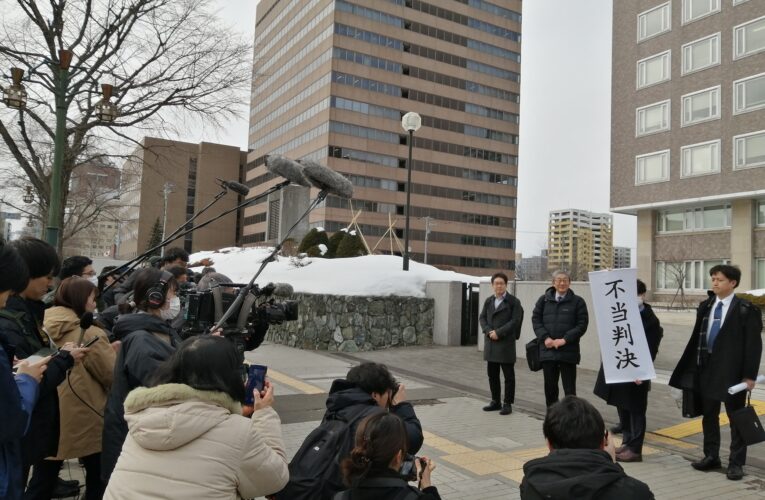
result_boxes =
[336,413,440,500]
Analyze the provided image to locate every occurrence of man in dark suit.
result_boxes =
[479,272,524,415]
[669,264,763,480]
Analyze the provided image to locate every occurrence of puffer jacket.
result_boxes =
[531,287,589,364]
[104,383,289,500]
[44,306,115,459]
[520,448,654,500]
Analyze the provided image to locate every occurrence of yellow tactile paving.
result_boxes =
[645,432,697,449]
[266,369,324,395]
[654,399,765,439]
[499,468,526,484]
[504,446,550,462]
[422,430,473,454]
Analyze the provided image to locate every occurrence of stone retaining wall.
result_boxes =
[266,293,434,351]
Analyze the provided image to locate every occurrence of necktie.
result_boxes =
[557,296,562,303]
[707,301,723,351]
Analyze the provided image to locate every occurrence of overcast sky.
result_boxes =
[203,0,636,261]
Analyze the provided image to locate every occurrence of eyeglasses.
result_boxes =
[553,279,570,283]
[82,270,97,277]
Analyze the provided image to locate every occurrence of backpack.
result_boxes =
[333,478,421,500]
[274,405,376,500]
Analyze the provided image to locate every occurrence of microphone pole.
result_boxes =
[103,180,290,293]
[212,189,329,331]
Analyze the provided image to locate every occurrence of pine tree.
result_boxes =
[146,217,163,256]
[325,231,347,258]
[298,228,329,253]
[335,231,366,258]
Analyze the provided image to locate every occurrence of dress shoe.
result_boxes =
[615,445,627,454]
[51,480,80,499]
[483,401,501,411]
[499,404,512,415]
[726,464,744,480]
[58,478,79,489]
[691,456,722,471]
[610,423,623,434]
[615,448,642,463]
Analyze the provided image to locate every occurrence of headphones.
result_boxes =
[146,270,173,309]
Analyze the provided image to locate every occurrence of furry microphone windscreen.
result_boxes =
[266,155,311,187]
[299,160,354,199]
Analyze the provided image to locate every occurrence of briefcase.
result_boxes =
[525,338,541,372]
[729,392,765,446]
[682,388,703,418]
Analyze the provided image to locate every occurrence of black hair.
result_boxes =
[341,412,408,487]
[161,247,189,265]
[543,396,605,450]
[59,255,93,280]
[346,362,398,396]
[165,265,188,280]
[131,267,178,311]
[151,335,246,403]
[491,272,508,284]
[709,264,741,288]
[9,237,60,279]
[0,238,30,293]
[637,279,646,295]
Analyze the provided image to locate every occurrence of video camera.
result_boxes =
[180,282,298,353]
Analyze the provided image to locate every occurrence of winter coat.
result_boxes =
[44,306,115,459]
[593,303,663,413]
[479,293,524,364]
[101,312,181,481]
[531,287,589,364]
[334,469,441,500]
[104,383,288,499]
[669,293,763,402]
[325,379,424,455]
[0,335,40,500]
[520,448,654,500]
[0,295,74,467]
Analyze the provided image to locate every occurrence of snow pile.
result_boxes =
[189,247,483,297]
[745,289,765,296]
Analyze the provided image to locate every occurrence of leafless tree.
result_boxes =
[0,0,251,250]
[665,261,688,309]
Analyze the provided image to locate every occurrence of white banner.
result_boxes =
[589,268,656,384]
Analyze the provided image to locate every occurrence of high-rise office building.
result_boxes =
[245,0,521,275]
[611,1,765,299]
[548,209,614,280]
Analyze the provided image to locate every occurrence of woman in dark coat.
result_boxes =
[335,412,440,500]
[479,272,524,415]
[594,279,663,462]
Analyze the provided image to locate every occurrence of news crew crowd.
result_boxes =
[0,235,761,500]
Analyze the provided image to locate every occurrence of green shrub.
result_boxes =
[736,293,765,311]
[335,231,366,258]
[326,231,346,258]
[298,228,329,253]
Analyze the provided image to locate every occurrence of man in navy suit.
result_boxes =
[669,264,763,480]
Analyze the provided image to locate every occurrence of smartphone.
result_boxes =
[399,455,421,482]
[244,364,268,405]
[82,337,100,348]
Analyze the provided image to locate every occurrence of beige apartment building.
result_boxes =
[611,0,765,300]
[548,209,614,280]
[115,138,245,260]
[245,0,521,275]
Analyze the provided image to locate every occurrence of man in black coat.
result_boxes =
[479,272,524,415]
[520,396,654,500]
[594,279,663,462]
[669,264,762,480]
[532,270,589,407]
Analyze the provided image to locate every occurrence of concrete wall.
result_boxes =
[478,281,604,372]
[266,292,433,351]
[426,281,463,346]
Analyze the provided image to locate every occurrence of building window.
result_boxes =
[735,16,765,60]
[733,0,751,4]
[681,140,721,177]
[636,100,670,136]
[635,150,670,185]
[638,2,671,42]
[682,86,720,126]
[682,33,720,74]
[734,130,765,170]
[682,0,721,24]
[734,73,765,114]
[637,50,671,89]
[657,260,727,290]
[657,204,731,232]
[758,200,765,225]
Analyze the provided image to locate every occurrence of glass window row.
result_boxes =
[251,52,331,118]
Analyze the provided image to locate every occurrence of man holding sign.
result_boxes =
[669,265,762,481]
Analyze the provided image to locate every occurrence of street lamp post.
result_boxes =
[401,111,421,271]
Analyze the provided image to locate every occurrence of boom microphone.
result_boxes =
[299,160,354,199]
[266,155,311,187]
[272,283,294,297]
[77,312,94,346]
[219,180,250,196]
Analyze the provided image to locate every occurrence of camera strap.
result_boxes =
[237,292,258,330]
[212,286,224,322]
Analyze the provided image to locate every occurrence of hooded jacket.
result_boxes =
[531,287,589,364]
[44,306,115,459]
[0,295,74,467]
[101,312,181,481]
[520,449,654,500]
[104,383,289,500]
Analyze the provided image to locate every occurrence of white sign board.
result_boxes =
[589,268,656,384]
